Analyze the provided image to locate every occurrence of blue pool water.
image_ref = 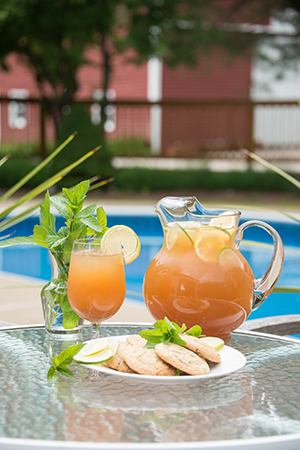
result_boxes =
[1,212,300,321]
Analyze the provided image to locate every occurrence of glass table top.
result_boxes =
[0,324,300,449]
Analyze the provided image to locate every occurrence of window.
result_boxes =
[7,89,30,130]
[90,89,116,133]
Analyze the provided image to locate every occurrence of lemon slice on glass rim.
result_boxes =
[101,225,141,264]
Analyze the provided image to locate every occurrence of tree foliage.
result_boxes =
[0,0,299,132]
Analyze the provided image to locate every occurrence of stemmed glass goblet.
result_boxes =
[67,239,126,339]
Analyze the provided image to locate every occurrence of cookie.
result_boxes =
[121,345,177,376]
[155,342,210,375]
[105,342,136,373]
[126,334,147,348]
[180,334,221,363]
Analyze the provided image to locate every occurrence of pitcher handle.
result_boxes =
[235,220,284,311]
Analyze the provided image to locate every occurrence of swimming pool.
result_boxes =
[1,209,300,321]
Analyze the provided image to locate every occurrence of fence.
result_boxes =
[0,97,300,159]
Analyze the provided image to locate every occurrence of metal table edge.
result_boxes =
[0,323,299,345]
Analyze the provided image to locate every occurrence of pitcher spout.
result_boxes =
[154,196,197,226]
[153,196,231,226]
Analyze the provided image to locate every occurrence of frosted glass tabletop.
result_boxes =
[0,324,300,450]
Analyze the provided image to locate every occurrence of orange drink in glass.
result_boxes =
[68,239,126,338]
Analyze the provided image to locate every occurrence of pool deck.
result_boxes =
[1,191,299,327]
[0,271,153,327]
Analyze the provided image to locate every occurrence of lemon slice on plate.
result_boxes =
[200,337,224,351]
[74,340,119,364]
[101,225,141,264]
[79,338,108,357]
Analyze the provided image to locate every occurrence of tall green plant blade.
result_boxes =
[126,290,143,298]
[281,212,300,223]
[0,204,39,233]
[0,133,77,204]
[48,145,100,188]
[0,176,63,221]
[0,165,104,234]
[0,154,10,168]
[62,176,101,194]
[226,202,300,224]
[88,177,114,191]
[0,146,100,221]
[273,286,300,293]
[243,149,300,190]
[241,240,300,257]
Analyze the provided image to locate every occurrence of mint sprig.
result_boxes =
[139,317,204,349]
[47,343,85,383]
[186,325,203,337]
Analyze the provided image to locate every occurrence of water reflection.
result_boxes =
[54,369,254,443]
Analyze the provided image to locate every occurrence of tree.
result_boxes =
[215,0,300,79]
[0,0,299,138]
[0,0,86,133]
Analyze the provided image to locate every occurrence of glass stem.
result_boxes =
[91,323,100,339]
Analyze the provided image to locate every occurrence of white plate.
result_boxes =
[83,335,246,384]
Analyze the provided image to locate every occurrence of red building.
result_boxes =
[0,47,251,154]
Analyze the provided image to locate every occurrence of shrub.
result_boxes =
[107,137,151,157]
[52,103,113,187]
[0,156,298,194]
[111,167,299,193]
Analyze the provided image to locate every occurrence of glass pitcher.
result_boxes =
[143,196,284,338]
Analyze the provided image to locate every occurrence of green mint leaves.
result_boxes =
[35,180,109,330]
[139,317,204,349]
[34,180,108,255]
[185,324,203,337]
[0,180,108,251]
[47,343,85,383]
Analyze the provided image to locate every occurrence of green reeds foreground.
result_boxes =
[0,133,112,236]
[243,149,300,295]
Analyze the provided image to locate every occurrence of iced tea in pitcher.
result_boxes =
[143,197,284,338]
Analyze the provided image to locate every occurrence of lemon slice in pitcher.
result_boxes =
[210,211,236,229]
[217,247,243,268]
[194,229,229,262]
[101,225,141,264]
[165,227,179,250]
